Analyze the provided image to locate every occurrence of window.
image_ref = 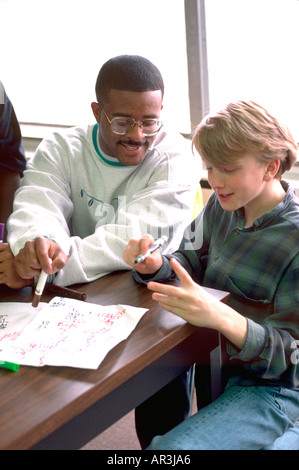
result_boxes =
[0,0,190,133]
[1,0,298,146]
[205,0,299,142]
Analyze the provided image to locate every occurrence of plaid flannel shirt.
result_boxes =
[134,181,299,389]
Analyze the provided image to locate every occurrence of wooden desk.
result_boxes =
[0,270,230,450]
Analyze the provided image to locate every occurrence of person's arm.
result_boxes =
[8,130,199,286]
[146,250,299,384]
[124,211,299,383]
[0,84,26,237]
[125,202,211,286]
[0,168,21,238]
[227,253,299,382]
[14,236,68,280]
[147,257,248,350]
[124,232,248,350]
[0,242,33,288]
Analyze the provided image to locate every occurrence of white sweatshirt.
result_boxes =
[8,124,200,286]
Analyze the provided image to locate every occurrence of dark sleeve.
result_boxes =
[228,252,299,388]
[0,83,26,173]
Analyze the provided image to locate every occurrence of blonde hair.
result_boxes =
[192,100,298,178]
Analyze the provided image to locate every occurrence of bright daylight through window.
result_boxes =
[0,0,298,145]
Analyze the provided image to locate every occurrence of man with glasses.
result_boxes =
[1,55,200,288]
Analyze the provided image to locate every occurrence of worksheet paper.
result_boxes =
[0,298,148,369]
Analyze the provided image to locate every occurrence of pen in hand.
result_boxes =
[134,235,168,264]
[32,259,52,308]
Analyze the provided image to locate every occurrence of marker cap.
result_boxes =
[0,361,20,372]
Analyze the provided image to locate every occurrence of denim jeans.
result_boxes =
[147,380,299,450]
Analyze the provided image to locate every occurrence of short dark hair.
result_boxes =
[95,55,164,103]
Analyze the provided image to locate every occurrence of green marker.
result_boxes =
[0,361,20,372]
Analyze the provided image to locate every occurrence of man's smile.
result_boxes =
[119,139,147,155]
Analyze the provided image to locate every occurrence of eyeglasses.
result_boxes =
[98,102,163,137]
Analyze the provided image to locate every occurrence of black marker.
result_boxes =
[134,236,168,264]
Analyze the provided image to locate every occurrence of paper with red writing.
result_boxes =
[0,298,147,369]
[0,302,46,348]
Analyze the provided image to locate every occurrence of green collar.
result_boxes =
[92,123,125,166]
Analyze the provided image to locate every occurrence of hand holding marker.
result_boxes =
[32,259,52,307]
[135,236,168,264]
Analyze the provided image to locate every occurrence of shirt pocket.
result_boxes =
[225,275,274,321]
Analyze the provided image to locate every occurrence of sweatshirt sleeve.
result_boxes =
[56,169,199,285]
[7,129,200,286]
[7,135,74,257]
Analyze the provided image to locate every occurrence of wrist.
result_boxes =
[215,303,248,350]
